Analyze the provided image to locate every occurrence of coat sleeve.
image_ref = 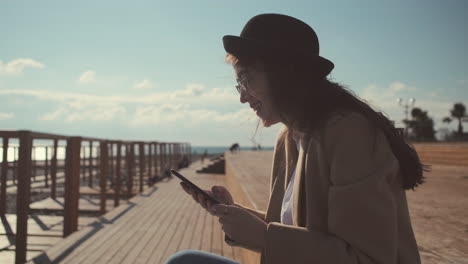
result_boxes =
[224,125,288,252]
[263,113,400,264]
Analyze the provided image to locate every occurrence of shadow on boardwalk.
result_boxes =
[28,161,241,264]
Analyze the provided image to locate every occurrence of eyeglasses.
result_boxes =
[235,76,249,94]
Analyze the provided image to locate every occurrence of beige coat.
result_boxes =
[230,111,421,264]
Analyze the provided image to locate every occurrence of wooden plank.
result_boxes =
[31,164,248,264]
[192,198,208,252]
[211,178,223,256]
[64,185,174,263]
[201,203,212,252]
[51,139,58,199]
[16,130,33,264]
[126,143,134,199]
[117,187,176,263]
[177,200,202,252]
[103,188,179,263]
[144,193,192,263]
[1,137,8,215]
[59,201,151,262]
[0,214,96,238]
[30,197,117,214]
[100,141,108,215]
[115,142,122,207]
[6,172,66,193]
[90,189,168,263]
[63,137,82,237]
[139,143,144,192]
[44,147,49,188]
[88,141,93,188]
[147,143,152,186]
[151,192,194,263]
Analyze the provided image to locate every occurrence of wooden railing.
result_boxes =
[413,142,468,167]
[0,130,191,264]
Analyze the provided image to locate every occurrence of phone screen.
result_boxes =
[170,169,221,204]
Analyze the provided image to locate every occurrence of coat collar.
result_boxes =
[284,129,311,226]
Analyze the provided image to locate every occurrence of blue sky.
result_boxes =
[1,0,467,146]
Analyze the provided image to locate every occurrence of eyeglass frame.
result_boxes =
[235,74,250,94]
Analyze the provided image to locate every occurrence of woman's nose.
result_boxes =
[239,91,249,104]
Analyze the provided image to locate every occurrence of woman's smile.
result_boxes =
[250,101,262,114]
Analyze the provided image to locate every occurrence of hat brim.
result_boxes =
[223,35,334,77]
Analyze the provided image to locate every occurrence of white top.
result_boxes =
[280,131,302,225]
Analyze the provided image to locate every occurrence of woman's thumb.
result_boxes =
[212,186,221,193]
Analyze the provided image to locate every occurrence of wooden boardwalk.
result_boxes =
[0,214,97,263]
[2,144,463,264]
[30,161,242,264]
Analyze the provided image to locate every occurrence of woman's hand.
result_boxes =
[180,182,234,215]
[211,204,267,250]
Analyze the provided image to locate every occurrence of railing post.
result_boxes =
[139,143,144,193]
[175,144,178,167]
[13,147,17,184]
[126,143,134,199]
[147,143,152,186]
[159,143,165,177]
[109,143,114,187]
[99,141,108,215]
[63,136,81,237]
[115,142,121,207]
[154,143,159,180]
[154,143,158,180]
[89,141,93,188]
[44,146,49,188]
[187,143,191,163]
[32,146,37,181]
[1,137,9,215]
[16,131,32,264]
[177,144,181,166]
[51,139,58,199]
[169,143,173,169]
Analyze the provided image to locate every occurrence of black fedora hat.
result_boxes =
[223,13,334,77]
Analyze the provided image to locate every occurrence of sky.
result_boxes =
[1,0,467,147]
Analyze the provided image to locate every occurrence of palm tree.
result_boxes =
[450,103,467,135]
[406,107,436,141]
[442,117,452,125]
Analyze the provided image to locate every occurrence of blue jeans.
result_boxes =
[165,249,240,264]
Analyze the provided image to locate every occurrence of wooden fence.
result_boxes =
[413,142,468,167]
[0,130,191,263]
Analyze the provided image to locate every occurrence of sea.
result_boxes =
[191,146,274,155]
[0,145,273,162]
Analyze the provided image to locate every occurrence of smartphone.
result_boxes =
[170,169,221,204]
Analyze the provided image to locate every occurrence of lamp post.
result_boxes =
[397,98,416,137]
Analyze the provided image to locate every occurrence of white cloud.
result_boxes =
[0,58,45,75]
[0,112,15,120]
[133,79,154,89]
[129,104,253,126]
[358,81,458,129]
[359,81,416,111]
[78,70,96,84]
[0,84,241,125]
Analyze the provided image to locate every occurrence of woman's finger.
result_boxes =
[180,182,190,194]
[198,193,207,208]
[206,200,214,215]
[191,189,199,203]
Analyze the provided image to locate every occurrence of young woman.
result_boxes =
[166,13,424,264]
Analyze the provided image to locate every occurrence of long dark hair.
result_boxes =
[227,53,427,190]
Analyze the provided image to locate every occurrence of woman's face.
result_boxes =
[234,64,281,127]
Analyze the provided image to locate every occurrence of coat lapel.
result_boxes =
[291,137,306,226]
[284,130,298,189]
